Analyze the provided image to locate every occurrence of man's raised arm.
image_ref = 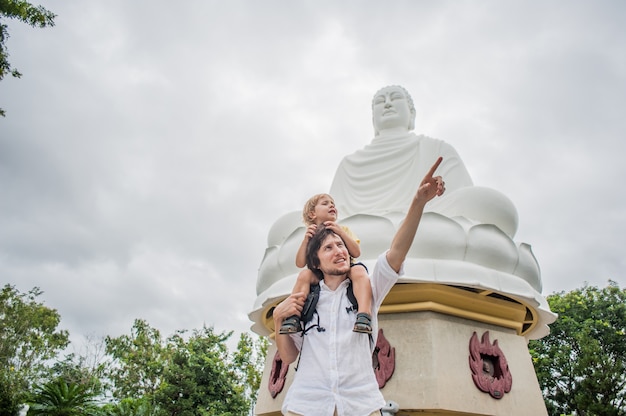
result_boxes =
[386,157,445,273]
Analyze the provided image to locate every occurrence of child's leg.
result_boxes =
[278,269,319,334]
[292,269,315,299]
[350,264,373,334]
[350,264,372,315]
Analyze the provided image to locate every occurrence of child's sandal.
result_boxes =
[279,315,302,334]
[353,312,373,334]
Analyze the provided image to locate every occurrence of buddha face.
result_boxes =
[372,86,416,135]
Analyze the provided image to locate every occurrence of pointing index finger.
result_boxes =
[425,157,443,178]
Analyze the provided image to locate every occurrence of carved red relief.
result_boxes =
[268,350,289,398]
[373,328,395,388]
[469,331,512,399]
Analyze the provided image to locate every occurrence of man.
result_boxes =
[273,157,446,416]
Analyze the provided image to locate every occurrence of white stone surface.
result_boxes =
[249,212,555,340]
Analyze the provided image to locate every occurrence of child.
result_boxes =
[278,193,373,335]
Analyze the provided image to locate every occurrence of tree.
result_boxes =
[104,319,167,401]
[99,398,158,416]
[529,281,626,416]
[105,320,268,415]
[0,0,56,116]
[155,327,253,416]
[50,350,108,401]
[0,284,70,415]
[27,378,99,416]
[232,332,268,408]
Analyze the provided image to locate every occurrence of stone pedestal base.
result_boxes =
[255,342,294,416]
[254,311,547,416]
[378,311,547,415]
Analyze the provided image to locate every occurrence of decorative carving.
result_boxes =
[373,328,395,388]
[268,351,289,398]
[469,331,512,399]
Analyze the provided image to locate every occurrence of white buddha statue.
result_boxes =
[330,85,518,237]
[250,85,554,342]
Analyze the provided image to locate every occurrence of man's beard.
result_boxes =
[321,265,350,277]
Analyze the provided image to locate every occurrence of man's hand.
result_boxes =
[416,156,445,203]
[387,157,445,272]
[273,293,306,364]
[273,292,306,327]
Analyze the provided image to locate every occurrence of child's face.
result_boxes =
[309,195,337,224]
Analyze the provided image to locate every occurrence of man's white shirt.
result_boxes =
[282,252,402,416]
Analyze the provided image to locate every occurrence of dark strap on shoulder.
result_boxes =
[346,280,359,313]
[301,283,320,324]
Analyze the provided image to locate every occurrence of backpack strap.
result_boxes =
[345,280,359,313]
[347,279,374,353]
[301,283,320,324]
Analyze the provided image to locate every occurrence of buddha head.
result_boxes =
[372,85,416,136]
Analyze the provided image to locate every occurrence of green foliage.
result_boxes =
[232,332,268,405]
[156,328,245,416]
[0,0,56,116]
[0,286,268,415]
[0,285,70,414]
[0,372,22,416]
[104,319,167,400]
[99,398,158,416]
[105,320,268,415]
[530,281,626,416]
[50,351,108,400]
[27,378,98,415]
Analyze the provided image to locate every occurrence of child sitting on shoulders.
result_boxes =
[279,193,373,335]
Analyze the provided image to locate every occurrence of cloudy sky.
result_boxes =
[1,1,625,352]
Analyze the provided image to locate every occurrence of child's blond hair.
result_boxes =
[302,193,334,226]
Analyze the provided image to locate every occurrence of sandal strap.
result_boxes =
[355,312,372,324]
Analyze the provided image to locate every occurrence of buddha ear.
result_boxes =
[408,109,416,131]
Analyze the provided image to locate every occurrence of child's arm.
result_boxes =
[324,222,361,258]
[341,233,361,258]
[295,224,318,268]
